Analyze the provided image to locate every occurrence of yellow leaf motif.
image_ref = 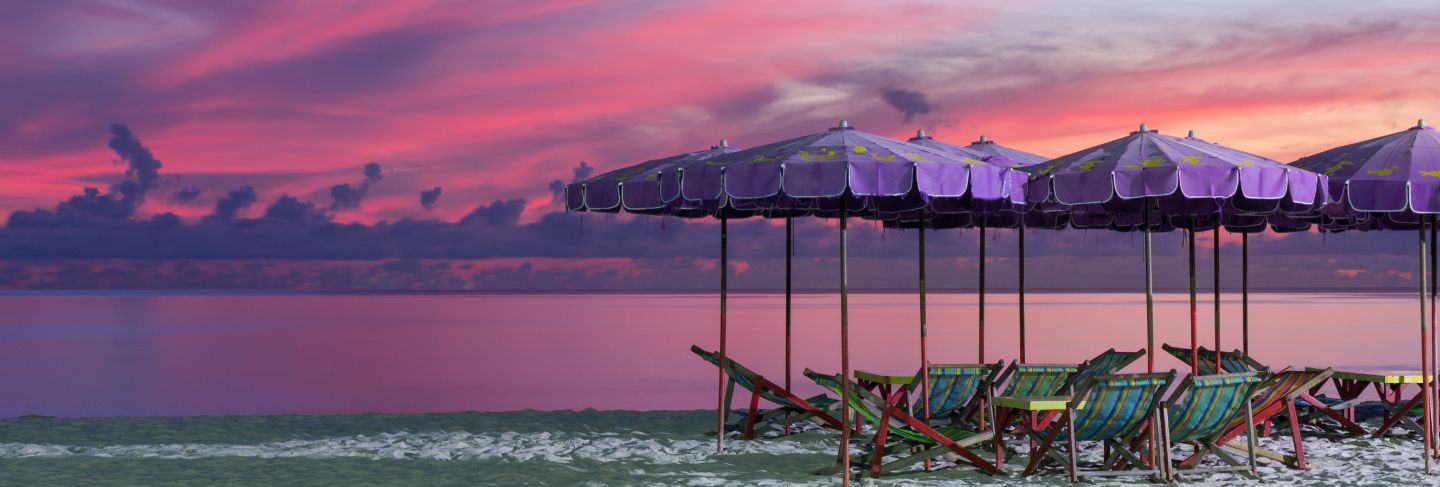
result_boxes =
[643,173,660,181]
[872,154,896,161]
[1038,163,1061,175]
[852,146,868,154]
[798,148,837,161]
[752,155,776,163]
[1421,170,1440,178]
[1125,158,1166,169]
[1238,160,1256,166]
[1324,161,1354,176]
[1366,165,1399,176]
[703,160,725,166]
[907,152,928,161]
[1077,160,1102,172]
[962,158,984,165]
[1184,156,1200,165]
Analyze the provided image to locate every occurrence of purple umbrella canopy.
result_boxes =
[887,131,1047,229]
[1024,125,1331,230]
[569,121,1036,219]
[565,141,739,214]
[1292,120,1440,230]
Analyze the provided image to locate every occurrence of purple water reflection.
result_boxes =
[0,292,1424,417]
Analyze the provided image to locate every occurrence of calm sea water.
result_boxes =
[0,291,1427,418]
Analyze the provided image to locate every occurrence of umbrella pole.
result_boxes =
[1214,227,1221,373]
[716,215,729,453]
[839,200,853,485]
[1188,226,1198,375]
[1144,200,1155,373]
[1242,232,1249,358]
[1019,225,1027,363]
[919,210,932,471]
[1432,216,1439,455]
[1420,216,1434,474]
[785,217,793,435]
[979,226,986,363]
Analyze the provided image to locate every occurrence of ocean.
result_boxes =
[0,291,1433,485]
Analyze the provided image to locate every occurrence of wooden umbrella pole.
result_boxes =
[1214,227,1221,374]
[1432,216,1439,454]
[716,215,729,452]
[1420,216,1433,474]
[1019,225,1027,363]
[979,226,986,363]
[839,199,852,485]
[1242,232,1249,358]
[919,210,932,471]
[1188,226,1198,375]
[1144,200,1155,373]
[784,217,793,435]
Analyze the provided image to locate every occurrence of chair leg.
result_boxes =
[1286,399,1307,469]
[743,388,761,440]
[1066,408,1078,483]
[1025,413,1067,477]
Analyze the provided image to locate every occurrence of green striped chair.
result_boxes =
[995,349,1144,431]
[1023,371,1176,482]
[1159,372,1264,480]
[690,346,842,438]
[1161,343,1269,376]
[1064,348,1147,391]
[804,368,1001,479]
[1186,367,1334,470]
[905,362,1003,426]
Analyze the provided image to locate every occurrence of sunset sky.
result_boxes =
[3,0,1439,290]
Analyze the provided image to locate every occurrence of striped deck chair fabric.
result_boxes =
[1192,368,1334,470]
[915,362,1002,425]
[999,363,1077,397]
[1023,371,1176,482]
[1066,348,1146,390]
[1161,344,1267,376]
[689,346,841,437]
[805,369,1000,478]
[1161,372,1263,480]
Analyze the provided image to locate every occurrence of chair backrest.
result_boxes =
[1164,372,1263,442]
[690,345,798,408]
[1161,343,1267,375]
[1070,371,1176,442]
[923,362,1000,417]
[998,362,1078,397]
[804,369,933,444]
[1067,348,1146,389]
[1241,368,1333,421]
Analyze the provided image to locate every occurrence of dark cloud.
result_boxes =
[572,161,594,181]
[172,187,203,204]
[329,162,385,211]
[551,161,594,204]
[420,187,442,209]
[207,186,258,221]
[460,199,526,226]
[880,88,934,122]
[6,124,165,225]
[265,195,331,224]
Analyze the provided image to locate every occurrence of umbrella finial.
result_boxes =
[979,134,989,143]
[1187,130,1196,138]
[839,120,850,129]
[1421,119,1428,128]
[719,139,729,148]
[916,128,926,138]
[1139,123,1149,133]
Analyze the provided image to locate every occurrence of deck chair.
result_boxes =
[690,346,842,438]
[804,368,1001,479]
[904,362,1004,426]
[1022,371,1176,482]
[1161,343,1269,376]
[1064,348,1147,390]
[1182,367,1334,470]
[995,349,1145,431]
[1160,372,1264,480]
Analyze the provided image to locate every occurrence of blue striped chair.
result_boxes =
[906,362,1003,426]
[804,368,1001,479]
[1159,372,1264,480]
[1161,343,1269,376]
[1023,371,1177,482]
[1065,348,1147,390]
[690,346,842,438]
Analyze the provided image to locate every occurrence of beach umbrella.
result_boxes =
[1025,124,1328,373]
[1291,119,1440,471]
[567,120,1023,485]
[907,131,1047,364]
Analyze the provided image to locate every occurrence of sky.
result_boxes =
[2,0,1440,290]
